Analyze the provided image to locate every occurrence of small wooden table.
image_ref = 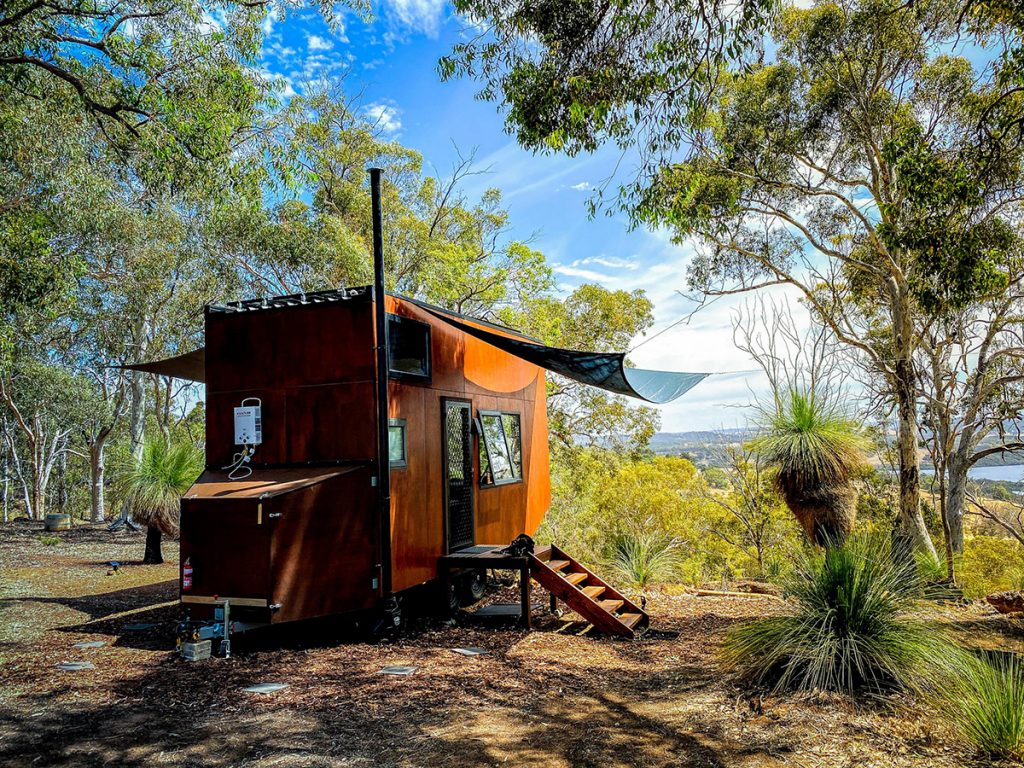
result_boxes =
[438,545,532,629]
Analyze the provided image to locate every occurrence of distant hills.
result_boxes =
[649,429,753,466]
[649,428,1023,473]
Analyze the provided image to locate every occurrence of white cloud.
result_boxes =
[366,101,402,133]
[572,256,639,271]
[307,34,334,51]
[381,0,446,37]
[570,181,591,191]
[261,7,279,36]
[547,225,813,431]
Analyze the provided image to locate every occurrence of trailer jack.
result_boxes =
[177,601,268,660]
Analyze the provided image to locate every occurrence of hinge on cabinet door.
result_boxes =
[371,475,378,487]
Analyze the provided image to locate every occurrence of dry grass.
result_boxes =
[0,520,1021,767]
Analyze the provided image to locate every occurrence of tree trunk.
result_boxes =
[938,462,955,582]
[128,369,146,462]
[945,458,968,554]
[30,460,43,521]
[890,283,937,560]
[89,440,107,523]
[143,526,163,564]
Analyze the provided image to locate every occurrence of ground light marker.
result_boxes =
[378,666,417,676]
[451,647,489,656]
[242,683,289,694]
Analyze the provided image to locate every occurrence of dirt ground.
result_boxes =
[1,522,1021,767]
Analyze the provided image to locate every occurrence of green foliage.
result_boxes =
[722,534,938,694]
[439,0,777,214]
[914,548,948,585]
[935,651,1024,761]
[606,522,681,589]
[542,449,799,586]
[37,535,60,547]
[512,284,660,456]
[0,1,346,185]
[703,467,730,490]
[880,122,1016,314]
[959,535,1024,599]
[116,440,204,535]
[748,390,868,544]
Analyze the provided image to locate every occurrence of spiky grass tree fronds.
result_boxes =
[749,390,869,545]
[721,534,941,695]
[935,651,1024,762]
[606,521,681,590]
[117,440,203,564]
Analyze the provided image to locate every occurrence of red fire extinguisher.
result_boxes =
[182,558,193,591]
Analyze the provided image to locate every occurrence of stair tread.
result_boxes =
[580,586,605,599]
[619,613,643,629]
[598,599,624,612]
[563,572,588,586]
[547,560,570,572]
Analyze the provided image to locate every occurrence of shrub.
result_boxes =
[937,651,1024,761]
[915,548,947,583]
[37,535,60,546]
[960,535,1024,599]
[606,522,681,589]
[721,534,939,694]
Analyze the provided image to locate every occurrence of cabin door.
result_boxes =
[442,399,475,552]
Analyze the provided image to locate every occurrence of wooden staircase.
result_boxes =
[530,544,649,638]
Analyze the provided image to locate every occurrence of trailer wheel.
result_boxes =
[457,570,486,606]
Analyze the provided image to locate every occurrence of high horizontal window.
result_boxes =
[478,411,522,487]
[388,314,431,381]
[388,419,407,469]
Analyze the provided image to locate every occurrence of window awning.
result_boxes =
[119,348,205,383]
[422,308,707,404]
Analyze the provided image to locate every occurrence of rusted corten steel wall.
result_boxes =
[385,295,550,592]
[182,290,550,622]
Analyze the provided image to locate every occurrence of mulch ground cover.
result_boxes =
[1,521,1021,767]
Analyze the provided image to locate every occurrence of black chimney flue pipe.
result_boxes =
[369,167,392,597]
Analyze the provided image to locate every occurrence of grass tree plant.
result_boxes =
[721,533,941,695]
[117,439,203,564]
[936,651,1024,762]
[606,519,681,590]
[749,390,869,547]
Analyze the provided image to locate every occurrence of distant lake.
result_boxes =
[968,465,1024,482]
[922,464,1024,482]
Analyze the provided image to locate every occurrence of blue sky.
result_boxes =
[258,1,788,432]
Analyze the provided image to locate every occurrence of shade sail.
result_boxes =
[119,307,709,404]
[423,308,708,404]
[120,348,205,383]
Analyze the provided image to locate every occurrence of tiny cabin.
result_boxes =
[171,287,552,631]
[129,282,707,646]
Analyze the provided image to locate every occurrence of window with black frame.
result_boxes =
[478,411,522,486]
[388,418,407,469]
[387,314,431,380]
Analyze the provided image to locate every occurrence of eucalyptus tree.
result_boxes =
[918,274,1024,566]
[0,0,348,184]
[636,2,1024,556]
[215,79,556,321]
[444,0,1023,561]
[440,0,777,214]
